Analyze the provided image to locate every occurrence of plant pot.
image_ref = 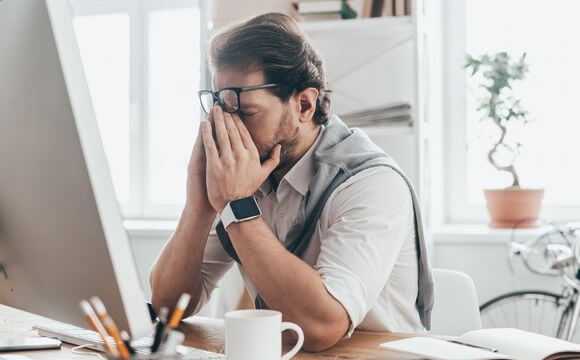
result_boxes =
[484,188,545,228]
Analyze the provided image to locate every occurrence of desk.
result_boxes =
[0,305,418,359]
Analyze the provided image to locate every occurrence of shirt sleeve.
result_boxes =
[191,218,236,314]
[314,167,415,337]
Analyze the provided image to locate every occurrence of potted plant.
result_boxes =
[465,52,544,228]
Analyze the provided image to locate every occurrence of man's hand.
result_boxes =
[185,121,214,213]
[201,106,281,213]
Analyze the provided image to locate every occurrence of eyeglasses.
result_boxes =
[198,83,282,114]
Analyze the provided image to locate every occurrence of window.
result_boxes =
[71,0,207,219]
[445,0,580,222]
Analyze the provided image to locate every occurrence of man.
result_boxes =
[150,12,433,352]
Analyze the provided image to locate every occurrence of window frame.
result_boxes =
[443,0,580,224]
[71,0,208,220]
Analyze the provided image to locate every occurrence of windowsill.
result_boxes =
[124,220,568,245]
[432,223,556,245]
[124,219,177,238]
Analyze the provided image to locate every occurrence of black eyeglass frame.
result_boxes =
[197,83,282,114]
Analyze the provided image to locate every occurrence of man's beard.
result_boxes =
[259,107,298,174]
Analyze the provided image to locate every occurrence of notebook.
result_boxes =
[379,328,580,360]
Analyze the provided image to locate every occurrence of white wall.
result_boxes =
[432,226,563,305]
[131,224,565,316]
[130,223,577,342]
[128,225,245,318]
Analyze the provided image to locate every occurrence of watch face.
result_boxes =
[230,197,260,219]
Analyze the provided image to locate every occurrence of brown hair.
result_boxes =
[208,12,332,125]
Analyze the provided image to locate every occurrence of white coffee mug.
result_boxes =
[225,309,304,360]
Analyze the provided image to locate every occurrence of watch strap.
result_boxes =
[216,221,241,263]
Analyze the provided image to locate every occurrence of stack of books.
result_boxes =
[295,0,410,22]
[295,0,344,21]
[339,101,412,127]
[295,0,362,21]
[369,0,412,17]
[353,0,411,18]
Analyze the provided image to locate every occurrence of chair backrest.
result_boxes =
[430,268,482,336]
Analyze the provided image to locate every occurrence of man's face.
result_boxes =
[212,67,299,170]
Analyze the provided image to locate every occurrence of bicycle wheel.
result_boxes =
[480,290,573,338]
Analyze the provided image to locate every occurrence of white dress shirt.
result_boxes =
[194,127,425,336]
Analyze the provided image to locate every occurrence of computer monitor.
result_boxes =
[0,0,152,338]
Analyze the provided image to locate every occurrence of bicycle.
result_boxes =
[479,223,580,341]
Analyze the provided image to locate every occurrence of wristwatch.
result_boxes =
[220,196,262,231]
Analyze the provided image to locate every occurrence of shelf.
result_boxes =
[299,16,413,35]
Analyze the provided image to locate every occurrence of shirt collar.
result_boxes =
[258,176,273,197]
[258,126,324,198]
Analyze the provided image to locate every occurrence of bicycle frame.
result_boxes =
[558,271,580,341]
[481,224,580,340]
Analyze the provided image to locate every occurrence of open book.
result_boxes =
[379,328,580,360]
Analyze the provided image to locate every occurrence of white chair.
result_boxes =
[430,268,482,336]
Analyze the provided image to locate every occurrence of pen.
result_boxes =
[162,329,185,356]
[120,330,136,355]
[168,293,191,329]
[150,306,169,353]
[448,339,499,353]
[90,296,131,359]
[79,300,119,357]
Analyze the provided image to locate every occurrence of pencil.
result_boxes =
[79,300,119,356]
[90,296,131,360]
[120,330,136,355]
[168,293,191,329]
